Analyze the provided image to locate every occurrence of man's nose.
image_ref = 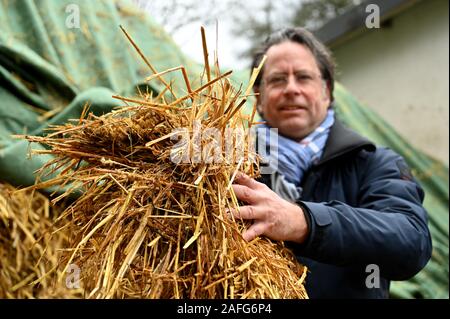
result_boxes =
[283,75,301,95]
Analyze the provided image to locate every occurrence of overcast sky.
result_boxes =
[133,0,279,71]
[170,21,251,70]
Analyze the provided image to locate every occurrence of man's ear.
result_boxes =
[254,86,263,114]
[322,81,331,105]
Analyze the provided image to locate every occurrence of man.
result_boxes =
[230,28,432,298]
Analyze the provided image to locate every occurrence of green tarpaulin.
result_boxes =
[0,0,448,298]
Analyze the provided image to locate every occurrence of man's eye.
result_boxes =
[297,75,312,81]
[269,77,286,84]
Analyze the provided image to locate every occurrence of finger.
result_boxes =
[231,205,261,221]
[242,221,266,242]
[231,184,261,205]
[234,172,261,190]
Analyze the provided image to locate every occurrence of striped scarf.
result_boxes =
[259,108,335,186]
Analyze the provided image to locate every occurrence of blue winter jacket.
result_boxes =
[260,118,432,298]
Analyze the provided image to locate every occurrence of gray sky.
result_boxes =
[132,0,287,71]
[170,21,251,70]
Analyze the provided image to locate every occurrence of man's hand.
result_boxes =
[230,173,309,243]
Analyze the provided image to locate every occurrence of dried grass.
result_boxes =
[0,182,81,298]
[18,27,308,299]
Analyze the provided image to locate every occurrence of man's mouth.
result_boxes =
[279,105,307,111]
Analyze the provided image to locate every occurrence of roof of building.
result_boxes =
[314,0,423,47]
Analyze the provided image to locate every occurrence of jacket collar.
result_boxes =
[316,117,376,166]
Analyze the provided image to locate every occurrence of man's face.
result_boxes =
[256,41,331,141]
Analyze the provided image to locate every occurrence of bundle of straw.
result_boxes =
[20,27,308,298]
[0,182,81,298]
